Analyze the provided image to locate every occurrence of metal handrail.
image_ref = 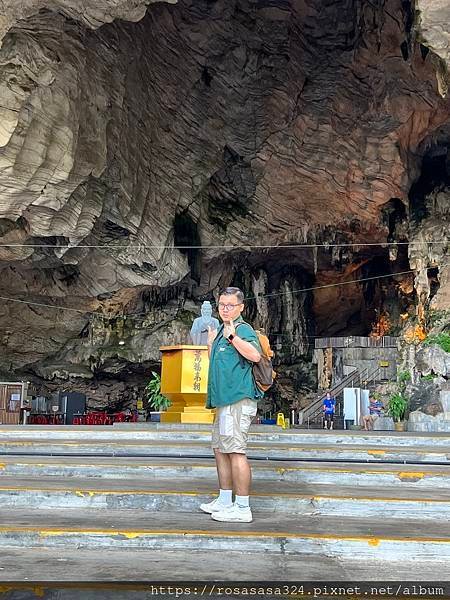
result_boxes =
[360,365,381,389]
[304,368,366,422]
[304,365,383,428]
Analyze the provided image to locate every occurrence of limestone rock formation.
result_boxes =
[417,0,450,67]
[0,1,174,45]
[408,380,444,415]
[0,0,448,405]
[416,345,450,378]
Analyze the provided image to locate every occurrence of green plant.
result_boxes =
[421,374,435,381]
[397,370,411,384]
[387,392,409,423]
[144,372,171,411]
[423,332,450,353]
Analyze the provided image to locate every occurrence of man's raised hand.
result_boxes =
[223,318,236,340]
[207,326,217,346]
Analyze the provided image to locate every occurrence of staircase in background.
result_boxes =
[301,366,382,428]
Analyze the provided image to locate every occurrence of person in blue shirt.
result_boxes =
[362,396,384,430]
[322,391,336,430]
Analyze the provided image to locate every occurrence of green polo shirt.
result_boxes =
[206,317,263,409]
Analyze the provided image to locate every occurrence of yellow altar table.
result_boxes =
[159,345,214,424]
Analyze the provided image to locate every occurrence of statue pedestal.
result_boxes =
[159,345,214,424]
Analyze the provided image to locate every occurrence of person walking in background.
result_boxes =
[200,287,262,523]
[323,391,336,430]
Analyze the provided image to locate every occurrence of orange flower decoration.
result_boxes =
[404,325,427,344]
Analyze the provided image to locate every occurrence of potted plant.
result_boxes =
[388,391,409,431]
[144,372,171,420]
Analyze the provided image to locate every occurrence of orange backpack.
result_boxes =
[236,324,276,392]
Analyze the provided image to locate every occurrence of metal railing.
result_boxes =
[314,336,398,349]
[303,365,382,428]
[304,369,366,425]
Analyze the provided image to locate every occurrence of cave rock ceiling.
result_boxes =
[0,0,448,394]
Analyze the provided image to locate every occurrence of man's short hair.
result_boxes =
[220,287,244,303]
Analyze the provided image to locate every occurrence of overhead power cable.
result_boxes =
[243,270,416,302]
[0,268,430,320]
[0,241,448,250]
[0,295,105,317]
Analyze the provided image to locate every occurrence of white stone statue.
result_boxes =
[190,301,219,345]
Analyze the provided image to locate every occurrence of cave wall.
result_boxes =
[0,0,173,42]
[417,0,450,71]
[0,0,449,404]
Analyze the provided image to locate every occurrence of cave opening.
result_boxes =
[56,264,80,287]
[381,198,406,242]
[173,211,201,283]
[420,44,430,60]
[409,146,450,223]
[400,41,409,61]
[359,254,413,337]
[206,146,255,230]
[428,267,440,301]
[314,248,408,339]
[360,256,393,335]
[201,66,213,87]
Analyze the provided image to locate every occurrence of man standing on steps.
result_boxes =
[199,286,262,523]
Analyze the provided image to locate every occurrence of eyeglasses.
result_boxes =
[217,303,242,311]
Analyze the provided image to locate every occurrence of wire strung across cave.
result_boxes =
[0,241,447,249]
[0,267,435,320]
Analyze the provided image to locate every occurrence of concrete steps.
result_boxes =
[0,475,449,518]
[4,425,450,446]
[0,425,449,582]
[1,438,450,463]
[2,455,450,487]
[1,508,450,561]
[4,546,448,581]
[1,426,450,463]
[0,441,448,462]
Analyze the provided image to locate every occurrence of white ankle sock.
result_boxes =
[235,495,249,509]
[218,489,233,505]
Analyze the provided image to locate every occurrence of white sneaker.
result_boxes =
[211,503,253,523]
[199,498,232,514]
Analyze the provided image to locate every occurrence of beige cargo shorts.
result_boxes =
[211,398,258,454]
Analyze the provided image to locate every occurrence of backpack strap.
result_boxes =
[234,322,254,366]
[235,322,256,344]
